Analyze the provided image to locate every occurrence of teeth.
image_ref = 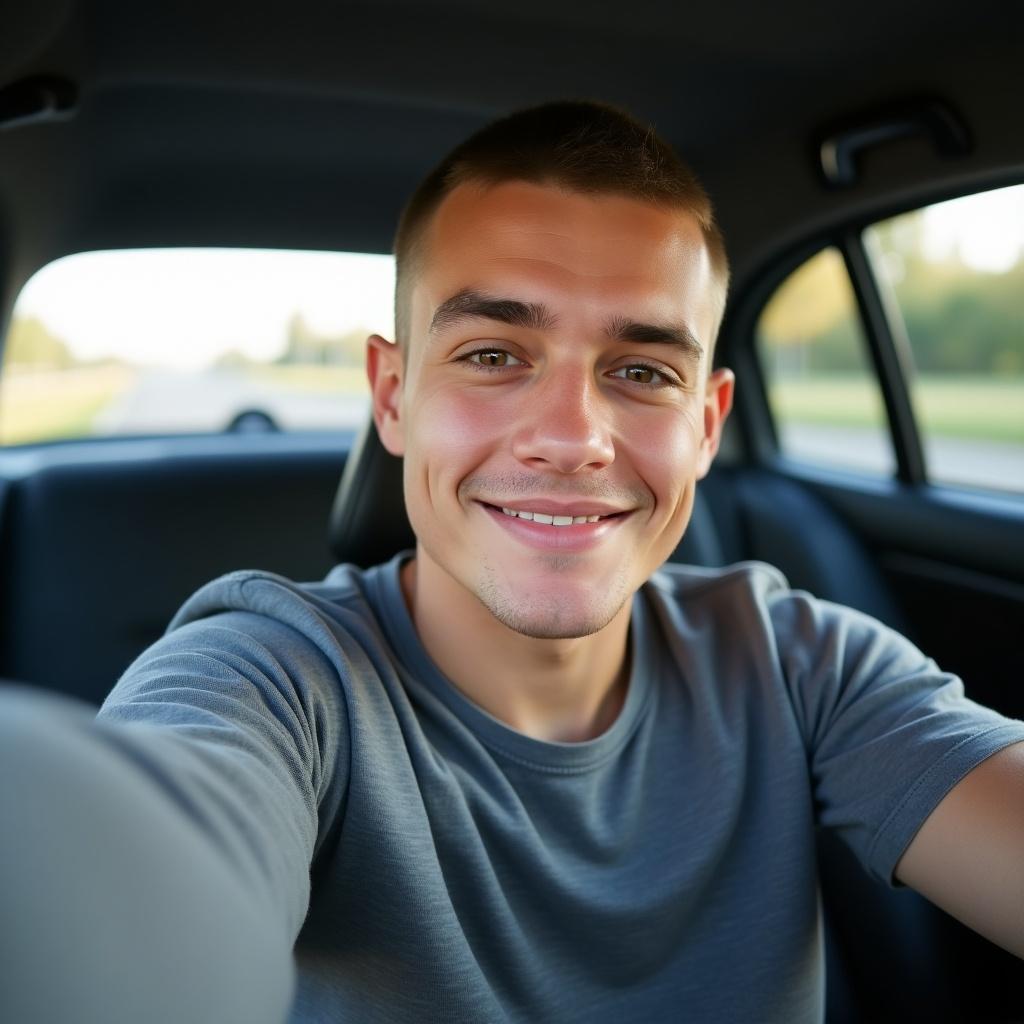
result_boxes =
[499,507,606,526]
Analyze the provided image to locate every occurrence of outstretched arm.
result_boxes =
[0,685,295,1024]
[895,740,1024,958]
[1,589,349,1024]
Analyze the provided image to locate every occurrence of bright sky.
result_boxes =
[921,183,1024,273]
[11,183,1023,370]
[14,248,396,370]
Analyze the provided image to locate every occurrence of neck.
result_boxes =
[400,554,632,743]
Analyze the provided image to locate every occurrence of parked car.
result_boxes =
[1,1,1021,1020]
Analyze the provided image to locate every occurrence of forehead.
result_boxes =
[414,181,714,332]
[423,180,705,278]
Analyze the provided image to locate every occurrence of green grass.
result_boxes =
[0,366,136,445]
[770,374,1024,444]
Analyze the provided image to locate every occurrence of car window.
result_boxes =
[863,185,1024,493]
[0,248,394,445]
[756,246,895,475]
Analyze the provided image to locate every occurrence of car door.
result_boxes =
[726,183,1023,724]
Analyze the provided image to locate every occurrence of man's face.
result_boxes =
[370,180,733,640]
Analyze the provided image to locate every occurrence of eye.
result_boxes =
[462,348,526,369]
[609,363,679,387]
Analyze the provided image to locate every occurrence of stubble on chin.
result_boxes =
[474,554,632,640]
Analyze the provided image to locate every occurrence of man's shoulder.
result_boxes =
[164,561,388,642]
[643,559,884,656]
[646,559,791,605]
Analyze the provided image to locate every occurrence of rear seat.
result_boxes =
[0,434,344,704]
[673,465,906,628]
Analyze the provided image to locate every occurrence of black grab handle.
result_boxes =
[816,98,971,188]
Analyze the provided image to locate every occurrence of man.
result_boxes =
[1,101,1022,1023]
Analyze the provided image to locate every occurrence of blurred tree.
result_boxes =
[871,209,1024,376]
[758,248,869,376]
[759,248,853,345]
[4,316,74,368]
[277,313,370,366]
[761,223,1024,378]
[213,348,255,370]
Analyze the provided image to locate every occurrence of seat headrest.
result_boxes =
[329,415,414,567]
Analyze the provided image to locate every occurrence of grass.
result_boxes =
[769,374,1024,444]
[0,366,137,445]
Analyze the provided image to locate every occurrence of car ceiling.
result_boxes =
[1,0,1022,315]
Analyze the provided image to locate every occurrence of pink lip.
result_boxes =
[479,502,630,552]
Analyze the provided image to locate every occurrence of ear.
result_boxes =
[696,367,735,479]
[366,333,405,456]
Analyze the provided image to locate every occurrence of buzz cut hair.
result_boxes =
[393,99,730,356]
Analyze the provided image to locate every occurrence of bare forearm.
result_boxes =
[896,742,1024,959]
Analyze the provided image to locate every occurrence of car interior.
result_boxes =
[1,1,1022,1020]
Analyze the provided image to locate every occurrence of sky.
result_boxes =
[920,183,1024,273]
[11,185,1023,371]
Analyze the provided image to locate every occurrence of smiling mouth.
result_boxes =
[480,503,625,527]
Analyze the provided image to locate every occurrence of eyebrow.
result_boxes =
[429,288,703,361]
[604,314,704,362]
[429,289,558,335]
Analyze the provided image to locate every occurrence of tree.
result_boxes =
[4,317,74,369]
[277,313,370,367]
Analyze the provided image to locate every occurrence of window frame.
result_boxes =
[728,178,1024,506]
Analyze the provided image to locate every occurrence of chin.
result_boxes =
[475,562,632,640]
[487,604,610,640]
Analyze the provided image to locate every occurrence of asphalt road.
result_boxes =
[95,369,370,434]
[779,424,1024,492]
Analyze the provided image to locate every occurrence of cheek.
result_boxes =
[627,406,704,498]
[409,389,503,479]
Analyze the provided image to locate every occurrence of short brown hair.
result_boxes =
[393,100,730,354]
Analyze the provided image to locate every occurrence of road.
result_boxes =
[95,369,370,433]
[780,424,1023,492]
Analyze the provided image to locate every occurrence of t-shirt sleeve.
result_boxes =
[98,572,351,939]
[769,589,1024,886]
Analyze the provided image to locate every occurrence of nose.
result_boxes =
[510,365,615,474]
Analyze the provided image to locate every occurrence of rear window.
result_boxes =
[0,248,395,445]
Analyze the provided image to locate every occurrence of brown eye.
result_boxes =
[625,366,654,383]
[611,363,672,386]
[476,350,509,366]
[464,349,524,369]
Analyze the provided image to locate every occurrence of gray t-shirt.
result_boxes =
[95,555,1024,1023]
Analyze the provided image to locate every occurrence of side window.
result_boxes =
[756,247,895,475]
[864,185,1024,493]
[755,185,1024,496]
[0,248,395,445]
